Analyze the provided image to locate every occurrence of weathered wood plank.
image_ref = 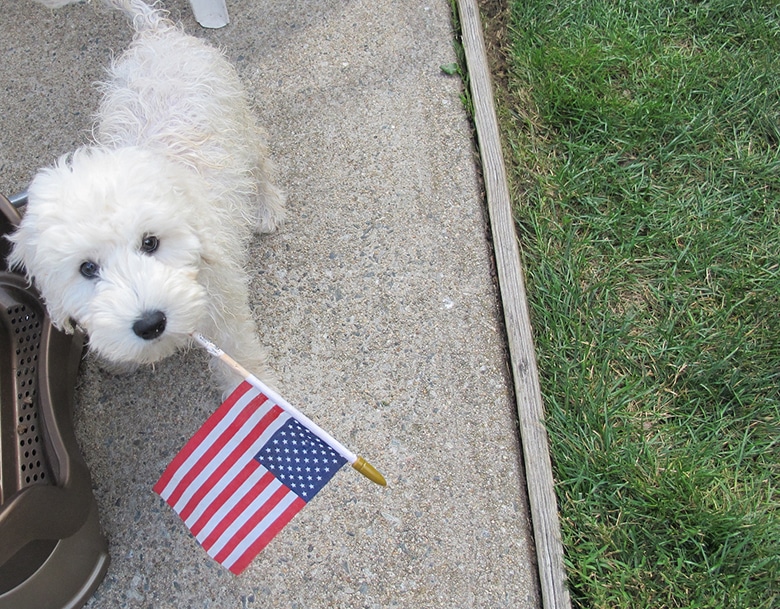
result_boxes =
[455,2,571,608]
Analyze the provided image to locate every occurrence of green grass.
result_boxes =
[486,0,780,606]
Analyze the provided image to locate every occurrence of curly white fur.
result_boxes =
[10,0,285,392]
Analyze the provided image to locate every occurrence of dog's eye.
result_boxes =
[80,260,100,279]
[141,235,159,254]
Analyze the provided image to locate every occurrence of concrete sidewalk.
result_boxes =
[1,0,539,606]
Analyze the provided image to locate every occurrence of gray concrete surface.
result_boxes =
[1,0,539,607]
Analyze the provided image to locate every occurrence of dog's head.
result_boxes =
[8,146,209,364]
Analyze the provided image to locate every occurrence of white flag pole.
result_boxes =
[191,333,386,486]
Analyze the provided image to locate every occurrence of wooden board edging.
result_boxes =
[454,2,572,608]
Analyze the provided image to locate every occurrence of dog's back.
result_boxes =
[34,0,257,169]
[30,0,284,230]
[95,21,257,170]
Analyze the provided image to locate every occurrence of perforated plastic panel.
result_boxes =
[8,303,49,488]
[1,290,52,503]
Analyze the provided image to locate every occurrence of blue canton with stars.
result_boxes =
[254,418,347,501]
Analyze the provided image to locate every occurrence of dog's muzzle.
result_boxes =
[133,310,167,340]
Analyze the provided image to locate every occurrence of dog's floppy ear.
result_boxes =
[6,204,43,286]
[6,153,67,278]
[7,155,79,333]
[7,241,75,335]
[7,220,76,334]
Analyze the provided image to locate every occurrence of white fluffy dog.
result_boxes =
[9,0,285,392]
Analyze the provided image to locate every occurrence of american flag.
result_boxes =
[154,380,347,574]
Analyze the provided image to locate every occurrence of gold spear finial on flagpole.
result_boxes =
[191,333,387,487]
[351,456,387,486]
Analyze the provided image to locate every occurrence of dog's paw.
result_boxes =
[254,184,286,234]
[255,207,285,234]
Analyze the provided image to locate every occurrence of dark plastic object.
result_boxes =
[0,194,109,609]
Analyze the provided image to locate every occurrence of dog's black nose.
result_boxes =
[133,310,167,340]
